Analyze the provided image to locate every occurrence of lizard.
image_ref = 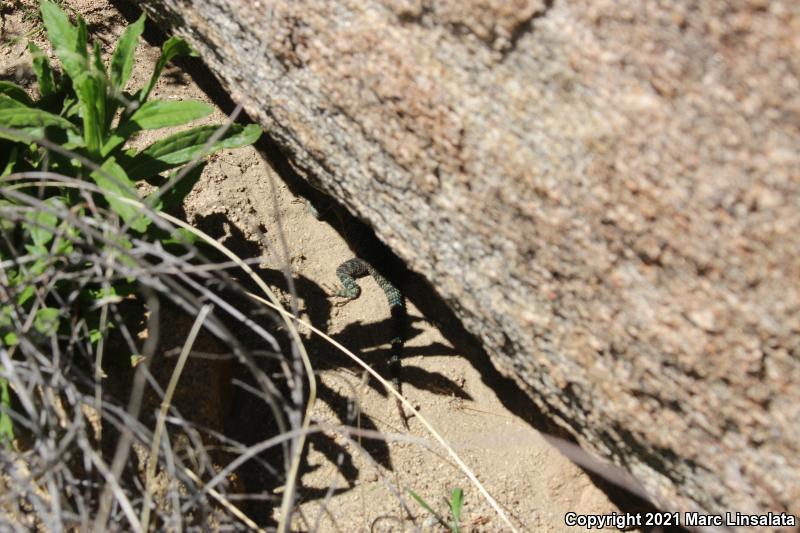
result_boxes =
[301,192,410,428]
[331,257,410,429]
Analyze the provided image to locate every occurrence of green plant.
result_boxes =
[0,1,261,447]
[409,487,464,533]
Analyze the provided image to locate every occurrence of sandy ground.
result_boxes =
[1,1,625,530]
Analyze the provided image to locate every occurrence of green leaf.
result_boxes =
[408,490,448,529]
[40,0,87,81]
[92,39,104,73]
[102,99,213,156]
[103,234,137,276]
[34,307,60,336]
[0,82,34,107]
[23,247,49,277]
[99,134,124,158]
[0,373,13,448]
[158,160,206,213]
[17,286,35,307]
[1,143,19,176]
[448,488,463,533]
[89,157,150,232]
[138,36,196,104]
[0,104,79,143]
[0,199,14,230]
[28,42,57,98]
[40,0,78,54]
[164,227,198,246]
[110,13,145,93]
[23,202,58,247]
[0,94,27,110]
[0,305,12,328]
[126,123,261,180]
[3,333,18,347]
[89,285,118,300]
[72,70,106,153]
[130,99,213,129]
[61,95,79,118]
[62,128,87,151]
[52,220,76,256]
[0,99,76,126]
[76,15,89,58]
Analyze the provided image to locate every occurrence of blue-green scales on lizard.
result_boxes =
[333,257,409,428]
[306,195,410,427]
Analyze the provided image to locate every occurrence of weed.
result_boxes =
[409,487,465,532]
[0,0,260,446]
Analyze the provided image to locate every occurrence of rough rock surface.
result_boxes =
[132,0,800,519]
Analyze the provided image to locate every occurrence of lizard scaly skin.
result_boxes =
[334,258,408,428]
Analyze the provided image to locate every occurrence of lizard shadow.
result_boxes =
[321,316,471,401]
[298,195,470,403]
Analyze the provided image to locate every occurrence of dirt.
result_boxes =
[1,1,623,530]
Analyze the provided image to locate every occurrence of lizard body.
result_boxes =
[334,258,408,428]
